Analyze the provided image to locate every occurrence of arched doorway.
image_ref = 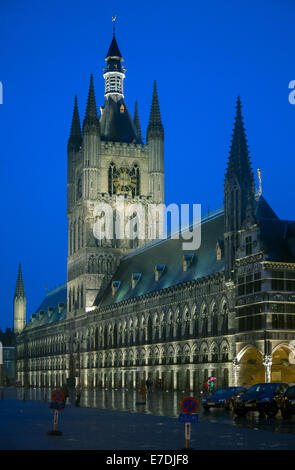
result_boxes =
[238,347,264,386]
[272,345,295,383]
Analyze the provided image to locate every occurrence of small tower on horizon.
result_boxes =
[13,264,26,334]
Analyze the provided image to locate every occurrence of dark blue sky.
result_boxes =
[1,0,295,330]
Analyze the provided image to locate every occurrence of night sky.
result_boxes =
[1,0,295,330]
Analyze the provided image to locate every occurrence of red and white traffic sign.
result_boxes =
[180,396,199,414]
[51,389,65,403]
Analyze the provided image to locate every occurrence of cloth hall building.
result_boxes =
[15,33,295,391]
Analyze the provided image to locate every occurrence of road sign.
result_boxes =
[180,396,199,414]
[178,413,198,423]
[51,388,65,403]
[49,401,65,411]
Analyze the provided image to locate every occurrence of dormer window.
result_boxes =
[182,253,194,272]
[154,264,166,281]
[131,273,141,289]
[120,104,124,113]
[216,240,224,260]
[112,281,121,296]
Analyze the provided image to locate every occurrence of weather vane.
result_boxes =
[112,15,118,36]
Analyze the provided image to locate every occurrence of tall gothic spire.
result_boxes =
[68,95,82,151]
[133,101,142,141]
[147,81,164,141]
[14,263,25,298]
[225,96,254,187]
[83,74,100,132]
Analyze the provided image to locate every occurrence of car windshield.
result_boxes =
[245,383,277,394]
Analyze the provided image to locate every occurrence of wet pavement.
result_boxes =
[3,386,295,437]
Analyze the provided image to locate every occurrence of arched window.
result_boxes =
[221,302,228,335]
[212,304,218,336]
[108,163,116,196]
[202,306,208,337]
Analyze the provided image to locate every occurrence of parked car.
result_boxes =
[279,385,295,419]
[202,386,247,411]
[233,382,289,417]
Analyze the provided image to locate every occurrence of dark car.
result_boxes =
[233,382,289,417]
[202,386,247,411]
[279,385,295,419]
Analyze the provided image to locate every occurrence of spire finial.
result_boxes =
[146,80,164,141]
[225,95,254,187]
[15,263,25,298]
[83,74,99,133]
[112,15,118,37]
[68,95,82,151]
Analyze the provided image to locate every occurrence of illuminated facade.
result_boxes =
[16,33,295,390]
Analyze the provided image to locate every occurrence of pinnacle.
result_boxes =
[68,95,82,149]
[83,74,100,132]
[15,263,25,298]
[147,80,164,139]
[225,96,254,184]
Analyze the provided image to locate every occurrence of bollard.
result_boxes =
[23,392,26,402]
[44,392,47,402]
[1,391,3,400]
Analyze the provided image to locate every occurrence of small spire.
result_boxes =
[83,74,100,133]
[14,263,25,298]
[147,81,164,141]
[133,101,143,141]
[68,95,82,151]
[225,96,254,186]
[105,35,123,61]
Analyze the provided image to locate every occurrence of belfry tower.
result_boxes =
[224,97,255,280]
[67,31,165,316]
[13,264,26,333]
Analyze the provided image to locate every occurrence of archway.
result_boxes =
[238,347,264,386]
[272,345,295,383]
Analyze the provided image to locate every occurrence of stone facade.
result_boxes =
[15,33,295,391]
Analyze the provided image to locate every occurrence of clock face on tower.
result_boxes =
[112,167,137,194]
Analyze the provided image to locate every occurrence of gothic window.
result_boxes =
[147,316,153,343]
[129,212,139,249]
[221,302,228,334]
[211,346,219,363]
[246,236,252,256]
[80,284,83,308]
[222,346,229,361]
[108,163,116,196]
[202,306,208,337]
[154,317,159,342]
[69,288,72,312]
[211,304,218,336]
[77,175,82,200]
[73,221,76,253]
[176,314,182,339]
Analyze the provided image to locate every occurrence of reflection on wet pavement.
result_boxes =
[7,387,295,435]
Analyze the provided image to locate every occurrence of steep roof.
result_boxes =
[24,284,67,330]
[100,97,143,144]
[95,209,225,307]
[106,35,123,60]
